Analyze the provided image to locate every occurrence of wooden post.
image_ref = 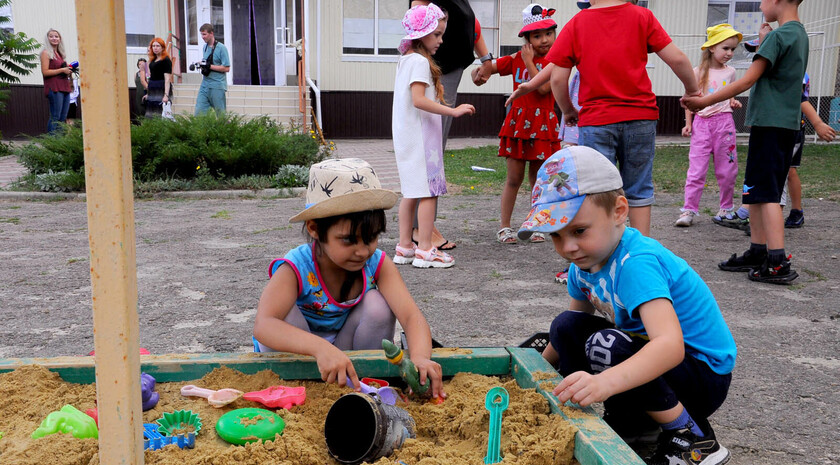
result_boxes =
[75,0,143,463]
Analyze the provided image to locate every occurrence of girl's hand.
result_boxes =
[815,122,837,142]
[141,94,147,101]
[552,371,613,407]
[412,356,447,399]
[62,67,73,75]
[563,108,579,127]
[681,125,691,137]
[681,94,705,112]
[521,43,535,64]
[315,345,361,390]
[729,99,742,109]
[451,103,475,118]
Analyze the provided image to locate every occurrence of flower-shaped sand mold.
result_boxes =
[157,410,203,437]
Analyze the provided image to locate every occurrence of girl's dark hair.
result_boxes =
[522,25,557,41]
[309,209,387,302]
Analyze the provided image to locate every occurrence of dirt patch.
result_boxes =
[0,366,575,465]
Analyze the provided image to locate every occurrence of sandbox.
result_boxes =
[0,348,644,464]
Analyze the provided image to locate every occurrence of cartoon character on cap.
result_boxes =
[519,4,557,37]
[518,146,623,240]
[398,3,446,55]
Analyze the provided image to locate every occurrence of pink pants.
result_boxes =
[682,112,738,213]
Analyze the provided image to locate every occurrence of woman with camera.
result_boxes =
[41,28,74,134]
[144,37,173,118]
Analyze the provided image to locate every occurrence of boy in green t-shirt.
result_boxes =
[684,0,807,284]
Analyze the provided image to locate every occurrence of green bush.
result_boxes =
[32,170,86,192]
[14,113,325,192]
[275,164,309,188]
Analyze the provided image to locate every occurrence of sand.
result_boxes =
[0,365,577,465]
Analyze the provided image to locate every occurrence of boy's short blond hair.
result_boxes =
[588,189,626,213]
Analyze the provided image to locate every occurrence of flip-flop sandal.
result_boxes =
[436,240,456,250]
[530,232,546,243]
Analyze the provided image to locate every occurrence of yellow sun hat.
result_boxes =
[701,23,743,50]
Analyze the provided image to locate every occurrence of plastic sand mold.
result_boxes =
[31,404,98,439]
[243,385,306,409]
[347,377,399,406]
[215,408,285,445]
[156,410,203,437]
[143,423,195,451]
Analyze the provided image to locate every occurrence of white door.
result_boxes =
[185,0,232,84]
[274,0,297,85]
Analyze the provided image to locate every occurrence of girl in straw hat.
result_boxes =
[253,158,445,399]
[392,3,475,268]
[675,24,742,227]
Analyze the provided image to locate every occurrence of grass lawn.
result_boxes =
[445,143,840,201]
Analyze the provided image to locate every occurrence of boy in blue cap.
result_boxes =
[522,146,736,465]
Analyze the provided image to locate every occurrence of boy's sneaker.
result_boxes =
[645,427,730,465]
[718,248,766,272]
[412,247,454,269]
[784,209,804,228]
[674,211,696,227]
[393,244,416,265]
[748,256,799,284]
[713,206,749,231]
[712,208,735,222]
[555,268,569,284]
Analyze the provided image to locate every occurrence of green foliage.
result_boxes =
[0,0,40,84]
[14,113,324,192]
[275,164,309,188]
[32,170,86,192]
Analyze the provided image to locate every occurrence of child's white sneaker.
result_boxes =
[393,244,416,265]
[412,247,454,268]
[674,211,696,227]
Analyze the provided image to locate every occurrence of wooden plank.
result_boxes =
[75,0,143,463]
[0,348,511,384]
[507,347,646,465]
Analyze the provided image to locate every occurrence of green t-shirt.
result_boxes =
[201,41,230,90]
[745,21,808,130]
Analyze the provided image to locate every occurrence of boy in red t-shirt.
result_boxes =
[508,0,700,236]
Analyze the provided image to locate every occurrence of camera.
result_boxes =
[189,60,211,76]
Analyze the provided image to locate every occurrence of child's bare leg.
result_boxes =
[416,197,438,251]
[788,167,802,210]
[629,206,651,236]
[528,159,544,191]
[399,198,418,249]
[501,158,526,229]
[542,343,559,367]
[750,203,784,250]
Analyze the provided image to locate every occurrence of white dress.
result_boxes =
[391,53,446,198]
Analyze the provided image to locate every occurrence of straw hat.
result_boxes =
[398,4,446,55]
[289,158,398,223]
[702,24,743,50]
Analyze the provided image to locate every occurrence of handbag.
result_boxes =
[161,101,175,121]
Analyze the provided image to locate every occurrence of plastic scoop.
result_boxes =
[243,385,306,409]
[483,386,509,465]
[347,377,399,406]
[180,385,243,408]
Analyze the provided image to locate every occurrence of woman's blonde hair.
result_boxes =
[43,29,65,61]
[147,37,169,62]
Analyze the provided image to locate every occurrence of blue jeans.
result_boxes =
[194,85,226,115]
[46,90,71,134]
[579,120,657,206]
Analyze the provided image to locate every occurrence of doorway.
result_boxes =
[184,0,232,85]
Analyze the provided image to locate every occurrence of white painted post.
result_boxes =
[75,0,144,463]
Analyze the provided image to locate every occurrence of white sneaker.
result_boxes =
[674,211,696,227]
[412,247,455,268]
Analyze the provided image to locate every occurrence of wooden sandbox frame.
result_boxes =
[0,348,645,465]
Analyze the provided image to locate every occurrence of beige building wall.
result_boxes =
[316,0,839,98]
[10,0,177,87]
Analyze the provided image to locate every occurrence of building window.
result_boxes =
[343,0,403,56]
[472,0,499,57]
[125,0,155,52]
[0,2,13,34]
[707,1,762,67]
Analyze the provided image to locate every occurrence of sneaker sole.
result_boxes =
[412,258,454,269]
[700,445,731,465]
[712,218,749,231]
[718,263,758,272]
[393,256,414,265]
[748,270,799,284]
[784,222,804,229]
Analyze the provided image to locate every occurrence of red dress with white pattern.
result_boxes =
[496,52,562,161]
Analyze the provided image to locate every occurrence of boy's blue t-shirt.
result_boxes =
[567,227,736,375]
[745,21,809,130]
[269,243,385,334]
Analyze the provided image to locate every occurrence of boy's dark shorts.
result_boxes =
[791,129,804,167]
[742,126,798,204]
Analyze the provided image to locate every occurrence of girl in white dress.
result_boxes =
[391,4,475,268]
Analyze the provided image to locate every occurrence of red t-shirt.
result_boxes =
[496,52,554,110]
[546,3,671,126]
